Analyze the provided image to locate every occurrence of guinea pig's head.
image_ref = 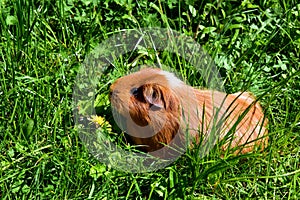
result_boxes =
[109,68,184,149]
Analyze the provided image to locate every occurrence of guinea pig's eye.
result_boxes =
[131,87,139,97]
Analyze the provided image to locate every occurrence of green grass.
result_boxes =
[1,0,300,199]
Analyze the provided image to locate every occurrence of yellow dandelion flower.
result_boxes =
[89,115,112,132]
[90,115,106,126]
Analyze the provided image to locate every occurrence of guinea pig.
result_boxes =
[109,67,268,156]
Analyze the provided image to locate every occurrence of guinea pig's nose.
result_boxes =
[109,87,114,98]
[109,80,116,93]
[109,84,120,100]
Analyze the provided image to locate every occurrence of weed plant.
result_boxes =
[0,0,299,199]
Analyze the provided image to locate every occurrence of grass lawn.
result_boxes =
[1,0,299,199]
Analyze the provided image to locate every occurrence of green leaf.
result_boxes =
[203,27,217,34]
[228,24,244,30]
[6,15,18,25]
[89,164,107,180]
[189,5,197,18]
[23,118,34,135]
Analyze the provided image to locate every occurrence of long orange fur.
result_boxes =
[110,68,268,155]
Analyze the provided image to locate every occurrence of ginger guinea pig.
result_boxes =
[109,67,268,155]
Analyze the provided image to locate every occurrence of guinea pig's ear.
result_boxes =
[142,84,164,110]
[142,84,179,111]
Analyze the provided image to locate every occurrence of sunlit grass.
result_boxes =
[0,0,299,199]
